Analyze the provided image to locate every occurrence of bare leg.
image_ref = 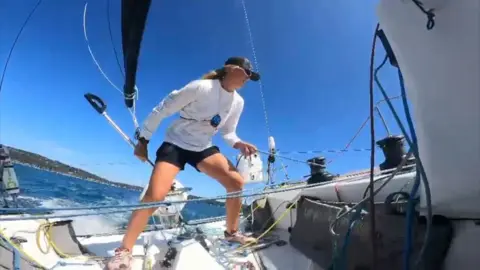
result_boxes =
[121,162,180,250]
[197,153,244,233]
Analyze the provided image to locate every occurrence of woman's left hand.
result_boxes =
[233,141,258,156]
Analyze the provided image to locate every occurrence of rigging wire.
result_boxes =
[11,145,372,168]
[85,0,380,185]
[0,162,414,221]
[329,150,414,234]
[240,0,271,137]
[329,151,414,270]
[2,3,431,266]
[368,23,380,270]
[0,170,399,220]
[327,95,400,165]
[106,0,125,78]
[0,0,43,95]
[1,6,431,268]
[239,0,288,186]
[375,106,391,136]
[83,2,139,129]
[82,2,122,94]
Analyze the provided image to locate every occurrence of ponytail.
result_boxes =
[201,68,226,80]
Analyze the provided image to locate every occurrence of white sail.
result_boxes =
[377,0,480,218]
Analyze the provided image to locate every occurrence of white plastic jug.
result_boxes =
[236,154,265,184]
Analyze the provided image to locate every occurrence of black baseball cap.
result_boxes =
[224,57,260,81]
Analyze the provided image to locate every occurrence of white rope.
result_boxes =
[83,2,140,129]
[82,3,122,94]
[128,107,139,129]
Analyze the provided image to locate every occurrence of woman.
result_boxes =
[107,56,260,269]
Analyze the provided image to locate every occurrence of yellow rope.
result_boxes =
[35,221,150,266]
[35,223,74,258]
[239,184,293,225]
[0,227,46,269]
[235,197,300,252]
[240,203,262,224]
[4,191,294,268]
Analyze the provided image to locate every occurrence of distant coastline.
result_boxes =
[6,146,144,192]
[4,146,225,207]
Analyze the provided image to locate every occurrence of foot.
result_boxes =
[106,247,132,270]
[224,230,257,245]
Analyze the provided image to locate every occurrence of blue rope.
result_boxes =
[330,204,364,270]
[398,69,419,270]
[374,54,433,269]
[0,236,21,270]
[13,245,20,270]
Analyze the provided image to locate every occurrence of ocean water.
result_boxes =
[8,164,226,235]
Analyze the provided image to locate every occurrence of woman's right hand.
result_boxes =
[134,141,148,162]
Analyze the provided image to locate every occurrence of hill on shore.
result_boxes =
[3,145,225,206]
[6,146,144,191]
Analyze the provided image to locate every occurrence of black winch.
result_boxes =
[376,135,416,172]
[306,156,335,184]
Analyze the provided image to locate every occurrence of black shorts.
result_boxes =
[155,142,220,171]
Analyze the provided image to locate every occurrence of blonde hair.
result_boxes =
[200,64,241,80]
[201,67,226,80]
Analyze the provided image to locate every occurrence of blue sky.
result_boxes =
[0,0,409,197]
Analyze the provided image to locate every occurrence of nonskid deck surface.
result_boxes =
[0,171,419,270]
[0,216,225,269]
[237,229,321,270]
[0,215,306,270]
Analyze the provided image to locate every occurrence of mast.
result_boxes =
[121,0,151,109]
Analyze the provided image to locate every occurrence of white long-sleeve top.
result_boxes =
[137,79,244,152]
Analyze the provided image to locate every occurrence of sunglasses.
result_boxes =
[232,65,252,78]
[243,68,252,77]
